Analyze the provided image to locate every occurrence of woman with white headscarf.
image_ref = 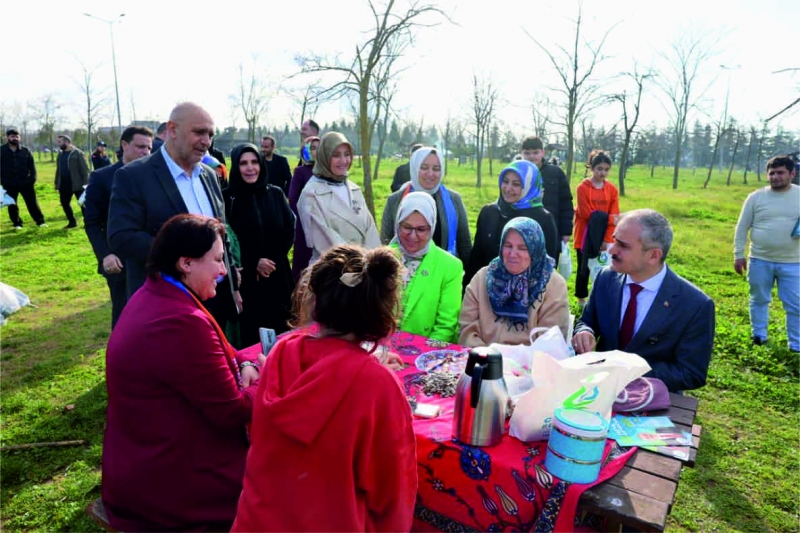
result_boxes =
[380,147,472,265]
[298,132,380,264]
[389,192,464,342]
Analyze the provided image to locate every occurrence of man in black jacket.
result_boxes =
[84,126,153,329]
[390,143,422,192]
[260,135,292,196]
[1,128,47,229]
[521,136,574,244]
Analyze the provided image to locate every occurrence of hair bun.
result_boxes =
[364,247,401,282]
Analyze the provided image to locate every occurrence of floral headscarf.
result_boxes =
[486,217,553,329]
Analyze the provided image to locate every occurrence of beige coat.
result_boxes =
[458,267,570,347]
[298,177,381,263]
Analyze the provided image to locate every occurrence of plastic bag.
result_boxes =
[1,187,15,208]
[529,325,570,361]
[557,241,572,278]
[509,350,650,442]
[588,251,610,285]
[0,282,31,326]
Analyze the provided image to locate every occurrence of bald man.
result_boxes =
[107,102,241,327]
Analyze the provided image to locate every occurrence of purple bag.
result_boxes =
[614,377,670,412]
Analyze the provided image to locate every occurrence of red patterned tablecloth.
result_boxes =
[245,329,635,532]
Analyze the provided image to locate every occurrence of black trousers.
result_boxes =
[106,272,127,330]
[6,183,45,226]
[59,188,83,224]
[575,249,591,299]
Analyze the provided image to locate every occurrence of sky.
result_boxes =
[2,0,798,142]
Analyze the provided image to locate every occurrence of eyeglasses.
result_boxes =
[399,224,431,236]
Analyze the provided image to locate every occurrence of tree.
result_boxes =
[530,93,553,140]
[656,30,718,189]
[609,66,650,195]
[468,73,498,187]
[232,57,272,143]
[73,61,109,154]
[524,2,616,181]
[283,81,325,134]
[726,127,741,185]
[295,0,448,216]
[742,125,757,184]
[33,93,61,162]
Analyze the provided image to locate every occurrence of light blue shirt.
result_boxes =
[161,147,215,217]
[619,263,668,335]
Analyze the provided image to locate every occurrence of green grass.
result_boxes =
[2,158,799,531]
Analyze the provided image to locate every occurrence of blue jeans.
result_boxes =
[748,257,800,350]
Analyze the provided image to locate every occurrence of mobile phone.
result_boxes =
[259,328,276,355]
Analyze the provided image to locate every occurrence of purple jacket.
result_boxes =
[289,164,314,281]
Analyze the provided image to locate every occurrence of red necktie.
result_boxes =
[619,284,643,350]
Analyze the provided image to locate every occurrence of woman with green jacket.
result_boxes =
[390,192,463,342]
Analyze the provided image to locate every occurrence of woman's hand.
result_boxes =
[256,258,277,279]
[240,365,259,388]
[381,352,405,372]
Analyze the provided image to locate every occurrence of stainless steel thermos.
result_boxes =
[452,347,508,446]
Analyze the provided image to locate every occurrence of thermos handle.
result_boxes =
[470,361,484,409]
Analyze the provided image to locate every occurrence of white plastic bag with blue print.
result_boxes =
[588,251,610,285]
[509,350,650,442]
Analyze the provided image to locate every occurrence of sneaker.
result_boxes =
[13,225,23,231]
[752,336,768,346]
[64,222,78,229]
[38,223,48,228]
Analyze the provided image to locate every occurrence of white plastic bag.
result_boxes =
[529,325,570,361]
[557,241,572,278]
[1,186,15,208]
[509,350,650,442]
[588,251,610,285]
[0,282,31,326]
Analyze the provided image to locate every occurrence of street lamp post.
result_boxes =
[719,64,741,170]
[84,13,125,136]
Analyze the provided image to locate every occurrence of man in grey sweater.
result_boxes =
[733,155,800,352]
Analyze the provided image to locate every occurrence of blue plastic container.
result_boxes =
[544,408,608,484]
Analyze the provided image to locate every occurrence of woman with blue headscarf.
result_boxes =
[464,160,559,289]
[459,217,569,347]
[380,147,472,265]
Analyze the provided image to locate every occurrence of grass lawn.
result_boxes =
[1,156,798,531]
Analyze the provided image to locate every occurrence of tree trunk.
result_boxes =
[703,129,722,189]
[618,133,630,196]
[358,93,375,218]
[742,129,755,184]
[726,130,740,186]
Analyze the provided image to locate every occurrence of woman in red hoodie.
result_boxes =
[573,150,620,305]
[232,244,418,532]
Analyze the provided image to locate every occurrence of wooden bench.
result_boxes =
[579,393,702,532]
[85,498,121,532]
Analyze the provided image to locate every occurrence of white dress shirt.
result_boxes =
[619,263,668,335]
[161,147,215,217]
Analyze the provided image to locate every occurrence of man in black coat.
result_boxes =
[521,136,574,244]
[107,102,240,328]
[1,128,47,228]
[390,143,422,193]
[84,126,153,329]
[260,135,292,196]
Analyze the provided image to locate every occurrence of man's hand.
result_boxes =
[234,290,243,314]
[102,254,124,275]
[572,331,597,354]
[734,258,747,275]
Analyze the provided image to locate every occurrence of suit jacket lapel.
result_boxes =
[199,168,224,220]
[628,267,679,351]
[403,248,435,319]
[606,272,626,349]
[152,150,188,214]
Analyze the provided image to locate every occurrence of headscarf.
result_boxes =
[497,160,543,211]
[486,217,553,329]
[301,135,321,165]
[313,132,354,182]
[227,143,267,194]
[409,147,442,194]
[391,192,437,259]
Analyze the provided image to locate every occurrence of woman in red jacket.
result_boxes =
[102,214,262,532]
[232,244,417,532]
[573,150,620,305]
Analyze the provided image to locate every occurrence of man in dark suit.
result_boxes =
[259,135,291,195]
[390,143,422,193]
[572,209,715,392]
[107,102,240,328]
[84,126,153,329]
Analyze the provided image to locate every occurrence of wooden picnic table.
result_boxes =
[579,392,702,532]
